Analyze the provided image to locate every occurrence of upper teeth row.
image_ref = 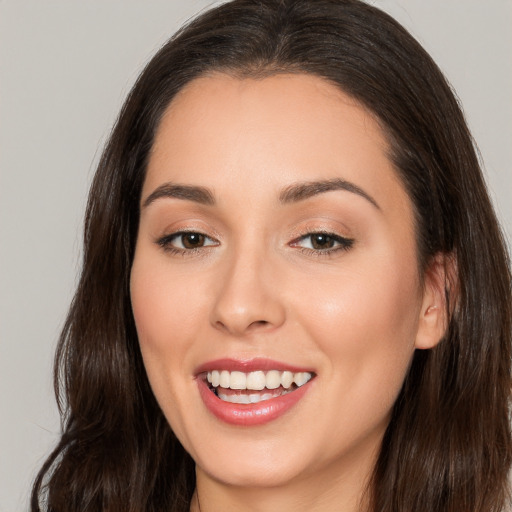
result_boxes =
[206,370,312,390]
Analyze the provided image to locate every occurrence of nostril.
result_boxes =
[248,320,270,330]
[213,318,271,335]
[214,320,228,332]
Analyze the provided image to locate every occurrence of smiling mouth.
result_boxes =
[205,370,314,404]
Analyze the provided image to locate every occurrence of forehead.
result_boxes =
[144,72,410,216]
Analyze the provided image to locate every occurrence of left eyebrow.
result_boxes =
[278,178,380,210]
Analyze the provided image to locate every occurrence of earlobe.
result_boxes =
[415,252,457,350]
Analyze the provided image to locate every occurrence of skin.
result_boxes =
[130,73,447,512]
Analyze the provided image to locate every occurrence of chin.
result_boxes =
[197,454,308,489]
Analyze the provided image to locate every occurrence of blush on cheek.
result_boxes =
[310,273,419,373]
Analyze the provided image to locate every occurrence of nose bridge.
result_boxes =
[210,237,285,336]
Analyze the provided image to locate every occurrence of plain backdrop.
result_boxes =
[1,1,511,510]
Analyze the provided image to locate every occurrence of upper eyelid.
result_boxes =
[296,229,345,237]
[155,226,354,249]
[158,226,221,241]
[292,232,353,243]
[156,232,218,255]
[164,230,218,243]
[287,218,353,237]
[170,229,214,237]
[290,234,355,257]
[161,229,350,241]
[291,229,353,241]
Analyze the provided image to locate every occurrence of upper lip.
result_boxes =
[194,357,315,376]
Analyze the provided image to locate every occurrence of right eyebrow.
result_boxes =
[142,183,215,208]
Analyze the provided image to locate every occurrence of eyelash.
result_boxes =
[156,231,354,257]
[156,231,219,256]
[290,231,354,256]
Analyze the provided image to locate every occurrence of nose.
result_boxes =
[210,247,286,337]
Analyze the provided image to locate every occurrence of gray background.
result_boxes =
[1,1,510,510]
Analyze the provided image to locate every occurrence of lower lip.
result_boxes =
[197,378,312,426]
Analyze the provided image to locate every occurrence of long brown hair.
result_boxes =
[32,1,512,510]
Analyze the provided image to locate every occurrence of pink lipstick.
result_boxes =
[195,358,315,426]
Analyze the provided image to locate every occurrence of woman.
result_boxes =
[31,0,512,511]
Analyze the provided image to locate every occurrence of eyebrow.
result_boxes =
[142,178,380,210]
[142,183,215,208]
[279,178,380,209]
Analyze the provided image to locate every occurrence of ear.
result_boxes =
[415,252,458,350]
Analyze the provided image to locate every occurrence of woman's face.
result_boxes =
[131,74,439,493]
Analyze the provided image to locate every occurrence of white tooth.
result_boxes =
[266,370,281,389]
[246,371,266,390]
[293,372,304,386]
[207,371,212,383]
[294,372,312,387]
[261,393,273,401]
[219,370,230,388]
[249,393,261,403]
[217,393,251,404]
[230,371,247,390]
[211,370,220,387]
[222,393,251,404]
[281,371,293,389]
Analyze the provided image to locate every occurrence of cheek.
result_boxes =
[304,263,421,442]
[130,252,205,439]
[292,251,422,392]
[130,254,203,353]
[303,263,419,334]
[129,250,206,426]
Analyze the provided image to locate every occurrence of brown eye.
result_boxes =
[310,233,335,250]
[157,231,218,252]
[181,233,205,249]
[292,232,354,253]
